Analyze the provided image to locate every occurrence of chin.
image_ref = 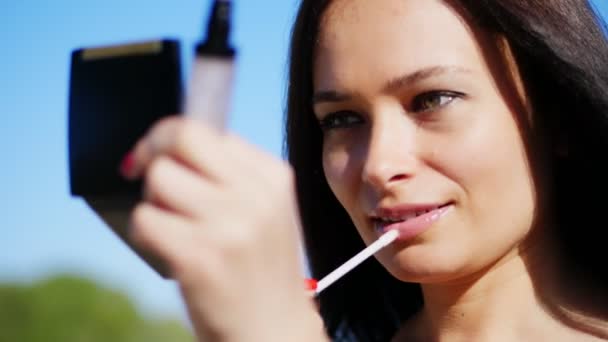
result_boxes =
[376,241,472,284]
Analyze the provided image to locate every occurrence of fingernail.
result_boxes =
[119,151,135,178]
[305,278,318,291]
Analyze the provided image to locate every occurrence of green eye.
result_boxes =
[319,111,364,131]
[412,91,462,112]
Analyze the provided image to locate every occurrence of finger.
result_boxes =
[122,117,227,181]
[222,132,285,178]
[120,116,179,180]
[129,202,204,276]
[143,156,217,219]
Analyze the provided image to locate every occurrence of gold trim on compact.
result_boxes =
[82,40,163,60]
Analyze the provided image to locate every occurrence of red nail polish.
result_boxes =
[305,278,318,291]
[119,152,135,177]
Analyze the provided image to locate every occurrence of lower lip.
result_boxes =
[375,205,453,241]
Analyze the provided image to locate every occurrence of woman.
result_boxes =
[122,0,608,340]
[288,0,608,340]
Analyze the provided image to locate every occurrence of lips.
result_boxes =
[370,202,453,240]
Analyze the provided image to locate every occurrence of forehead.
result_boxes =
[315,0,487,91]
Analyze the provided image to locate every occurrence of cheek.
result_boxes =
[322,144,352,200]
[385,108,537,280]
[322,138,367,212]
[434,106,536,246]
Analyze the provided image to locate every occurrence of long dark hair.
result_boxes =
[285,0,608,340]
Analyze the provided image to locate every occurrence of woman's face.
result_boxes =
[313,0,538,283]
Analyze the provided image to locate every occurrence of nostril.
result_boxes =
[362,168,411,193]
[362,162,410,185]
[388,174,409,182]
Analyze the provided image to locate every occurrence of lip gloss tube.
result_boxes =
[185,0,236,128]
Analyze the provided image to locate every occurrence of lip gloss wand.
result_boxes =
[306,229,399,295]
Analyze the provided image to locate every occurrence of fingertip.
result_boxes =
[119,150,136,179]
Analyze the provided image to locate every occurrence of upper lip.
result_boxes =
[369,202,453,221]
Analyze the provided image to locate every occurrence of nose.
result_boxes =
[361,113,418,191]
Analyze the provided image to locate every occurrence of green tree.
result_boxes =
[0,274,193,342]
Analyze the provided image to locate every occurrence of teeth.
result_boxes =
[380,206,440,223]
[374,221,383,232]
[404,212,417,220]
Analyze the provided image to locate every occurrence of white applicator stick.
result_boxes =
[314,230,399,295]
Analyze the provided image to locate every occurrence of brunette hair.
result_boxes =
[285,0,608,340]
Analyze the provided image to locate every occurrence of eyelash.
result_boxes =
[318,111,363,131]
[410,90,464,113]
[318,90,464,131]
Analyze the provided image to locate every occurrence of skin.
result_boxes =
[314,0,607,341]
[120,0,607,341]
[123,118,327,342]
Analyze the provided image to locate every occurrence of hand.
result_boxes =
[122,117,326,342]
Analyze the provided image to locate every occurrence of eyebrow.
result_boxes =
[312,65,471,105]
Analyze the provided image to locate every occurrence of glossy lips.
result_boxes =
[371,203,453,240]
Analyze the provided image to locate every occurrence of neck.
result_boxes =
[421,249,545,341]
[413,231,592,342]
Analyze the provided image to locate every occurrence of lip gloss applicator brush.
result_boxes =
[306,229,399,295]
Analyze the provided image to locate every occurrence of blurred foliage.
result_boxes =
[0,274,193,342]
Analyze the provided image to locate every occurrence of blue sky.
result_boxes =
[2,0,608,325]
[1,0,300,322]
